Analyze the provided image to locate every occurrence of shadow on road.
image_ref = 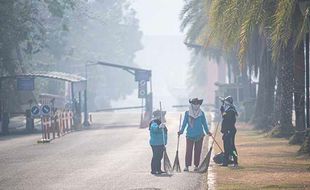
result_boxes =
[130,188,161,190]
[0,123,141,142]
[0,129,41,141]
[82,124,141,130]
[152,173,173,177]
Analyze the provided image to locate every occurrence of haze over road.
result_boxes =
[0,112,212,190]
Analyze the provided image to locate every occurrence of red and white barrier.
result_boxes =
[41,111,74,141]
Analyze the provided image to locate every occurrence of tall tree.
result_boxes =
[0,0,75,74]
[290,5,305,145]
[31,0,143,110]
[181,0,309,151]
[0,1,75,112]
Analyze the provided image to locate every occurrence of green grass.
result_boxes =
[217,183,309,190]
[262,184,310,189]
[209,123,310,190]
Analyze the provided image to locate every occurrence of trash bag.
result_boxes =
[213,152,225,164]
[213,152,234,164]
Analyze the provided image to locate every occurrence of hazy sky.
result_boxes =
[131,0,184,35]
[113,0,191,109]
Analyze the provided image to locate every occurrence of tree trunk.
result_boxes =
[227,59,232,84]
[290,42,305,144]
[253,47,276,131]
[298,136,310,155]
[253,50,267,129]
[272,54,283,127]
[271,44,294,138]
[263,48,276,130]
[241,62,250,100]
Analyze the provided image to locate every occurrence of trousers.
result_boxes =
[223,128,238,165]
[151,145,164,172]
[185,137,204,167]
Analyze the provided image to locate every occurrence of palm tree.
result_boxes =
[202,0,278,131]
[290,6,305,144]
[297,2,310,153]
[290,41,305,144]
[181,0,309,151]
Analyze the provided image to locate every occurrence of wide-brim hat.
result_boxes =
[153,109,166,117]
[224,96,233,105]
[189,98,203,105]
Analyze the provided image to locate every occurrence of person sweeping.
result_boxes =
[220,96,238,167]
[149,109,168,175]
[178,98,212,172]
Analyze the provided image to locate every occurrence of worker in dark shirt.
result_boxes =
[220,96,238,167]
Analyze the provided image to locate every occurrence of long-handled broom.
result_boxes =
[210,134,224,152]
[160,102,172,174]
[172,114,182,173]
[210,134,226,165]
[197,119,221,173]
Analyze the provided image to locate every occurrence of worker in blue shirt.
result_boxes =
[149,109,167,175]
[178,98,212,171]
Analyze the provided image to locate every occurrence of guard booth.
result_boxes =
[214,82,257,121]
[0,72,87,136]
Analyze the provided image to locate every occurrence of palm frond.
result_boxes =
[271,0,296,62]
[180,0,195,20]
[180,0,202,32]
[295,8,310,48]
[238,0,265,67]
[185,9,207,43]
[209,0,228,38]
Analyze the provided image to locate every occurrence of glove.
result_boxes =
[177,131,182,136]
[159,123,166,129]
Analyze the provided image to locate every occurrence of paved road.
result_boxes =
[0,112,212,190]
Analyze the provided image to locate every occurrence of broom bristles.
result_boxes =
[197,147,212,173]
[172,151,181,172]
[163,151,172,173]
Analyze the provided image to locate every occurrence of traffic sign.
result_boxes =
[17,77,34,91]
[138,80,147,98]
[41,105,51,116]
[135,70,151,81]
[31,105,40,117]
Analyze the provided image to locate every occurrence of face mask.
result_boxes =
[192,104,200,111]
[155,115,166,122]
[224,103,230,110]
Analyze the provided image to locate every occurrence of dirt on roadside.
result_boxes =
[204,123,310,190]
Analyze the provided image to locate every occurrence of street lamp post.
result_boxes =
[299,0,310,136]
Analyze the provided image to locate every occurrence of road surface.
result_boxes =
[0,112,213,190]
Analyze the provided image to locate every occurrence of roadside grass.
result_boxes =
[206,123,310,190]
